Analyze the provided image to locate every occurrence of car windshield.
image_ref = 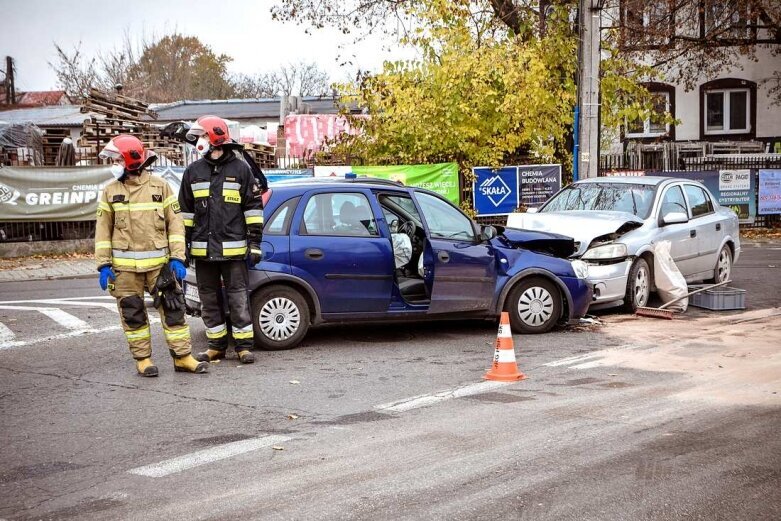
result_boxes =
[541,183,655,218]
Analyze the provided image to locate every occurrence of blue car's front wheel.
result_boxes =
[252,285,311,350]
[506,277,562,334]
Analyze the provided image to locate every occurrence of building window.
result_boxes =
[627,92,671,138]
[704,88,749,135]
[621,0,675,48]
[700,78,755,140]
[626,83,675,140]
[702,0,753,40]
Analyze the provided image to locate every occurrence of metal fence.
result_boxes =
[0,221,96,242]
[2,153,779,243]
[0,153,331,244]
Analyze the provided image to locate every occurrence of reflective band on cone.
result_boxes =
[484,311,526,382]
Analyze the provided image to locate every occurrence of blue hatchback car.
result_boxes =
[183,177,592,350]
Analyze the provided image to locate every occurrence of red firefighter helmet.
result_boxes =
[186,115,230,147]
[99,134,146,171]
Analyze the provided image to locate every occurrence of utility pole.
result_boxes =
[4,56,16,105]
[575,0,603,180]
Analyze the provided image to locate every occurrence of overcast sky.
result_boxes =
[0,0,415,92]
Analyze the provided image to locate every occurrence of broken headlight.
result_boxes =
[570,260,589,279]
[582,243,628,261]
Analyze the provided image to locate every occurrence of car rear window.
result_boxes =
[265,197,299,235]
[683,185,714,218]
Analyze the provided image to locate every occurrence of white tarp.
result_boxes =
[653,240,688,312]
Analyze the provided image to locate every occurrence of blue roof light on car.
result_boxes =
[345,172,357,179]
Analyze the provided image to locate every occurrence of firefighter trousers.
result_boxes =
[195,259,254,351]
[109,268,192,360]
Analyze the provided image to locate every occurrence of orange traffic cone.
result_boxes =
[484,312,526,381]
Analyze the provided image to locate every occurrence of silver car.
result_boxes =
[506,176,740,311]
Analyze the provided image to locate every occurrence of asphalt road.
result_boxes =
[0,241,778,520]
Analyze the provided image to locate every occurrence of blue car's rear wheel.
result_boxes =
[506,277,561,334]
[252,285,310,350]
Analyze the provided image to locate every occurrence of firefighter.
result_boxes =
[179,116,263,364]
[95,134,208,376]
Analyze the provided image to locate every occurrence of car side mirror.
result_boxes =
[480,225,497,241]
[662,211,688,225]
[526,207,539,214]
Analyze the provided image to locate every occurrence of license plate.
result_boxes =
[184,282,200,303]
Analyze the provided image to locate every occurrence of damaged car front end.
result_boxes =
[506,177,740,311]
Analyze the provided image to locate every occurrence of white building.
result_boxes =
[604,1,781,168]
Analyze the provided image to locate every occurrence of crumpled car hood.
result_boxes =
[506,211,644,256]
[495,227,576,259]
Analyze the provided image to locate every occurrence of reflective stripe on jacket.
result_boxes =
[94,171,186,272]
[178,151,263,261]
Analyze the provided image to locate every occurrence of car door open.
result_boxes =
[414,191,496,314]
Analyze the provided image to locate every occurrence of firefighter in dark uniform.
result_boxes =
[95,135,208,376]
[179,115,263,364]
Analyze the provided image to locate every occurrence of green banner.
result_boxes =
[353,162,460,204]
[0,166,113,222]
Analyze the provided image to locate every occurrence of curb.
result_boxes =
[0,263,96,283]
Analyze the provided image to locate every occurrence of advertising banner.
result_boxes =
[353,163,460,204]
[518,165,562,209]
[759,169,781,215]
[314,165,354,177]
[0,166,113,222]
[263,168,314,184]
[0,165,314,223]
[472,167,518,216]
[284,115,362,157]
[662,170,756,224]
[472,164,562,216]
[153,166,313,193]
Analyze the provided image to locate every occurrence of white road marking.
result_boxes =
[568,360,604,370]
[0,325,121,350]
[0,296,115,304]
[0,322,15,344]
[20,300,119,312]
[544,344,645,369]
[128,435,292,478]
[36,308,91,331]
[0,308,160,350]
[374,380,511,413]
[543,353,601,367]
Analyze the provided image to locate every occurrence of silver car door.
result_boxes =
[656,184,698,276]
[682,184,719,276]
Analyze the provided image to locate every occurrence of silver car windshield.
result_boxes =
[541,183,655,218]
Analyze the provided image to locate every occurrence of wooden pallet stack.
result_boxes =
[243,142,276,169]
[78,89,183,165]
[40,128,71,165]
[80,88,157,121]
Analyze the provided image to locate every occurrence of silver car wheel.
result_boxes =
[517,286,555,327]
[716,247,732,282]
[259,297,301,341]
[633,264,650,308]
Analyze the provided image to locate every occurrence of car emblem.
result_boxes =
[479,175,512,207]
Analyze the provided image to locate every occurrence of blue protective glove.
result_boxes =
[99,266,116,291]
[169,259,187,281]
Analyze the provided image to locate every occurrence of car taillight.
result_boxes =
[261,188,272,207]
